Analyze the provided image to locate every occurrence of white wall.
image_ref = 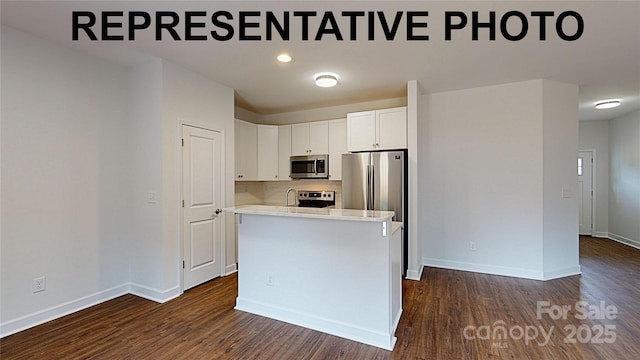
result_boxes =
[541,80,580,278]
[577,112,639,248]
[1,27,236,336]
[127,59,236,300]
[236,97,406,125]
[128,60,164,293]
[161,61,236,285]
[1,27,131,332]
[406,80,422,280]
[420,80,580,280]
[578,120,609,236]
[608,110,640,247]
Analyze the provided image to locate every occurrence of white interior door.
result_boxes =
[578,151,593,235]
[182,125,223,290]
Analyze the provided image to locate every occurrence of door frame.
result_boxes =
[178,119,227,294]
[578,149,596,236]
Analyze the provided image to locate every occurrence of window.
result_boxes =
[578,157,583,176]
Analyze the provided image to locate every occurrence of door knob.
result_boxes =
[215,209,223,214]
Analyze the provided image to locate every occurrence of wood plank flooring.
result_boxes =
[2,236,639,359]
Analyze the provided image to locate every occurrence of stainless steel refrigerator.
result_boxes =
[342,151,408,274]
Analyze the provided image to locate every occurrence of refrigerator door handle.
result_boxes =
[366,165,371,210]
[368,165,375,210]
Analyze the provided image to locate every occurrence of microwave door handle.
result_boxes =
[315,160,318,175]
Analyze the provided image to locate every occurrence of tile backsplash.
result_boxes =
[234,181,264,206]
[235,180,342,208]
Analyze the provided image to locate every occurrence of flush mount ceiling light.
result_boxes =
[595,99,621,109]
[314,73,339,88]
[277,53,292,63]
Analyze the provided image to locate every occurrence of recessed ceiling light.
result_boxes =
[595,99,621,109]
[314,73,339,88]
[277,54,292,63]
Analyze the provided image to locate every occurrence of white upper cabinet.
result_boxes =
[277,125,292,181]
[347,106,407,152]
[291,121,329,156]
[308,121,329,155]
[328,119,347,180]
[291,123,309,156]
[376,107,407,150]
[347,111,376,152]
[235,119,258,181]
[257,125,278,180]
[235,120,330,181]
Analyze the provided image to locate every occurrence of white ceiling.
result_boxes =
[2,1,639,121]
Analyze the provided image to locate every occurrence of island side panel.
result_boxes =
[236,214,396,349]
[390,224,403,332]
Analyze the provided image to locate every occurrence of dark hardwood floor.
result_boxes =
[2,236,639,359]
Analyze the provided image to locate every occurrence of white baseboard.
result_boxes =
[235,298,397,351]
[1,283,182,338]
[542,266,582,280]
[128,283,181,303]
[423,257,546,280]
[585,231,639,250]
[224,263,238,276]
[0,284,129,338]
[405,264,423,281]
[608,233,640,249]
[422,259,581,281]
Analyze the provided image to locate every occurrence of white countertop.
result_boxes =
[224,205,395,222]
[392,222,402,234]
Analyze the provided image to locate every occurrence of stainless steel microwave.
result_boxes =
[290,155,329,179]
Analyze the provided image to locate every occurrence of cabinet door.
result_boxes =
[236,120,257,180]
[291,123,310,156]
[347,110,376,152]
[309,121,329,155]
[257,125,278,180]
[377,107,407,150]
[328,119,347,180]
[277,125,292,181]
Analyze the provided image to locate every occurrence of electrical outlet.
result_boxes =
[470,242,477,251]
[147,191,157,204]
[33,276,46,293]
[266,272,274,286]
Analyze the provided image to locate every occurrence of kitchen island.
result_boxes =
[224,205,403,350]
